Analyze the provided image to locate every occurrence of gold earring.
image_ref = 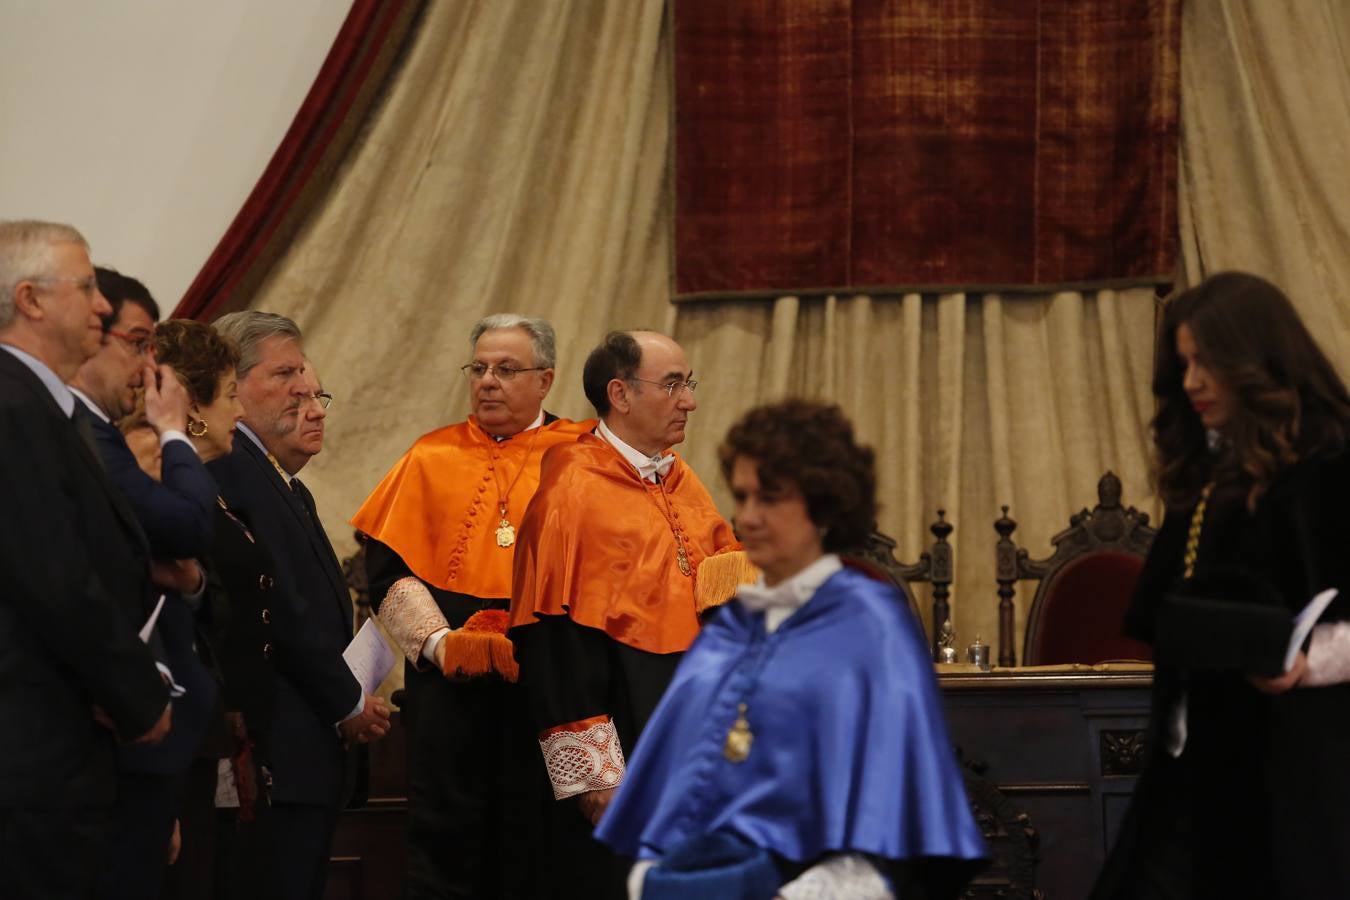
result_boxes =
[187,418,208,438]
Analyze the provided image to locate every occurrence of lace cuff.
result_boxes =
[539,714,626,800]
[779,853,894,900]
[1303,621,1350,687]
[376,577,449,671]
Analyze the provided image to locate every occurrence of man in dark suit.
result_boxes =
[209,310,389,900]
[0,220,171,899]
[68,268,222,898]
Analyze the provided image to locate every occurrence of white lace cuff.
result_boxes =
[376,577,449,671]
[779,853,894,900]
[1303,621,1350,687]
[539,714,626,800]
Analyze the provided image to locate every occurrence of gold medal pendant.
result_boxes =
[495,518,516,548]
[676,543,692,576]
[723,703,753,762]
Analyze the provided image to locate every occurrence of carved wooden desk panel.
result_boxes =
[940,669,1152,900]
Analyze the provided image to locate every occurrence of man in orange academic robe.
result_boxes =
[351,315,593,900]
[509,330,737,899]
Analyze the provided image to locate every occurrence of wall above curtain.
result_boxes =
[672,0,1181,300]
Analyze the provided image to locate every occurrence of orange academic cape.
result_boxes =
[509,433,738,654]
[350,416,595,598]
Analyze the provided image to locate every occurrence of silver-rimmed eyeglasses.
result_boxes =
[628,377,699,397]
[300,391,334,409]
[461,362,546,381]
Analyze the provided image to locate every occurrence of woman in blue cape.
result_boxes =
[595,400,986,900]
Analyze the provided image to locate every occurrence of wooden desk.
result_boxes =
[940,668,1152,900]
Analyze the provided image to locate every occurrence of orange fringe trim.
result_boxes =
[440,609,519,682]
[694,548,760,615]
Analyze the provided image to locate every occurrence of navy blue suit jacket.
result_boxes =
[86,411,216,560]
[0,351,167,808]
[82,407,220,775]
[207,428,363,809]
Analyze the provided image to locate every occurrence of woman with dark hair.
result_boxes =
[596,400,986,900]
[152,319,279,899]
[1092,272,1350,899]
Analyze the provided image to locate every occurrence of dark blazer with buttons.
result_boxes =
[203,497,277,756]
[207,427,363,809]
[0,349,168,808]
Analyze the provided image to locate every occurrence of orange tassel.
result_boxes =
[694,548,760,615]
[440,609,520,681]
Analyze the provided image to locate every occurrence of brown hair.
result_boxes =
[152,319,241,406]
[718,400,877,551]
[1153,272,1350,511]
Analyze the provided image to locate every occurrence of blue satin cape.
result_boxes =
[595,567,986,868]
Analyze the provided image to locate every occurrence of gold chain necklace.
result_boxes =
[1182,482,1215,579]
[489,425,543,548]
[651,473,693,577]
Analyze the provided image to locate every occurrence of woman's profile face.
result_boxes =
[1176,322,1235,430]
[192,367,245,462]
[729,455,824,586]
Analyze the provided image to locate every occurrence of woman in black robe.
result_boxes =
[1091,272,1350,899]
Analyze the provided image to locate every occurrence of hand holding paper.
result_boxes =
[344,618,398,695]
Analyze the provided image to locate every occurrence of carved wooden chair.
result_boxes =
[993,472,1156,667]
[844,513,954,659]
[696,512,955,659]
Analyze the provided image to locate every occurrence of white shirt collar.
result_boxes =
[68,386,111,424]
[0,343,75,416]
[738,554,843,633]
[597,418,673,482]
[237,420,267,455]
[489,410,546,442]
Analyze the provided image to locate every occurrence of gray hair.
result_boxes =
[213,310,303,379]
[470,314,556,368]
[0,220,89,329]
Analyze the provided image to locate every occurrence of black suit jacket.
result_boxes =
[0,349,168,808]
[207,428,363,809]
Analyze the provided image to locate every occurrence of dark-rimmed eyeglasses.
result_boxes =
[107,328,152,355]
[628,377,698,397]
[461,362,546,381]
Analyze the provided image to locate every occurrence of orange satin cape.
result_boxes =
[509,433,738,654]
[350,416,595,598]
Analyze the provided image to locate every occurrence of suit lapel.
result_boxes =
[4,356,151,557]
[237,432,349,628]
[78,406,151,554]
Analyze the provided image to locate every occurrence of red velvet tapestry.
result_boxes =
[672,0,1181,299]
[174,0,425,321]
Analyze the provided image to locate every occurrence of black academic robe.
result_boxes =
[1093,452,1350,899]
[367,541,549,900]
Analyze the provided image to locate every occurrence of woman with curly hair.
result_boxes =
[596,400,986,900]
[1092,272,1350,899]
[152,319,279,899]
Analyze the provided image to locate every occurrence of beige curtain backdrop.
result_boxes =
[1179,0,1350,373]
[247,0,1169,665]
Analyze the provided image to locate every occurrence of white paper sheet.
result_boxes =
[138,594,166,643]
[343,618,398,695]
[1286,587,1338,672]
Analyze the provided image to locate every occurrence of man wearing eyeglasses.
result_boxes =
[508,329,737,899]
[353,313,593,899]
[0,220,171,898]
[270,358,331,478]
[64,268,225,897]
